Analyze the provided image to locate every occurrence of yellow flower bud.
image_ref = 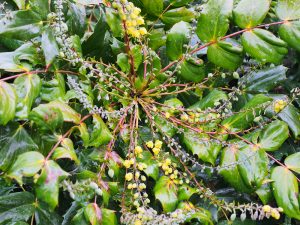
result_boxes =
[152,147,160,155]
[139,27,147,35]
[262,205,271,213]
[146,141,154,148]
[134,219,142,225]
[125,173,133,181]
[165,112,170,119]
[154,140,163,148]
[134,146,143,155]
[123,160,131,168]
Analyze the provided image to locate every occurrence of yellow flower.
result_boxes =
[154,140,163,148]
[274,99,287,113]
[127,183,133,189]
[132,7,141,15]
[165,112,170,119]
[125,173,133,181]
[181,114,189,121]
[123,160,131,168]
[135,146,143,155]
[152,147,160,155]
[271,209,280,220]
[146,141,154,148]
[134,220,142,225]
[165,158,171,165]
[262,205,271,213]
[139,27,147,36]
[136,17,144,25]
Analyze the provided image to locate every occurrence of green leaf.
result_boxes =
[0,123,38,171]
[35,202,62,225]
[255,183,272,205]
[13,0,26,9]
[0,81,17,125]
[166,21,191,61]
[240,65,287,93]
[233,0,270,28]
[29,104,64,131]
[154,176,178,212]
[190,89,228,110]
[219,147,246,192]
[178,185,197,201]
[275,0,300,20]
[106,8,123,38]
[117,53,130,73]
[271,166,300,220]
[140,0,163,16]
[84,203,102,225]
[154,115,177,137]
[237,146,269,189]
[101,208,117,225]
[52,138,79,164]
[258,120,289,151]
[182,131,221,165]
[41,73,66,102]
[161,7,195,26]
[168,0,194,7]
[29,0,50,19]
[41,27,59,65]
[0,10,43,40]
[284,152,300,174]
[278,21,300,52]
[14,74,41,119]
[67,2,87,37]
[178,59,205,82]
[148,28,166,51]
[278,104,300,140]
[89,115,113,147]
[7,151,45,185]
[7,221,29,225]
[207,40,243,70]
[137,151,159,180]
[0,43,40,72]
[222,94,272,132]
[36,160,69,209]
[241,28,288,64]
[30,100,81,125]
[0,192,35,224]
[74,123,89,147]
[196,0,233,42]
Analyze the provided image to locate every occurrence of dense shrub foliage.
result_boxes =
[0,0,300,224]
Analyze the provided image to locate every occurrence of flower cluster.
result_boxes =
[146,140,162,155]
[112,0,147,38]
[273,99,287,113]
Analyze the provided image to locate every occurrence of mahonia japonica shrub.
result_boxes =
[0,0,300,224]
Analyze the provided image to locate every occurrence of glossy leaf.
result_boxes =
[106,8,123,38]
[36,160,69,209]
[101,208,117,225]
[237,146,269,189]
[148,28,166,51]
[166,21,191,60]
[278,104,300,140]
[0,192,35,224]
[271,166,300,220]
[41,27,59,65]
[233,0,270,28]
[196,0,233,42]
[240,65,287,93]
[14,74,41,119]
[7,151,45,184]
[140,0,163,16]
[0,123,38,171]
[207,40,243,70]
[52,138,79,164]
[258,120,289,151]
[284,152,300,174]
[241,28,288,64]
[67,2,87,37]
[0,81,17,125]
[41,73,66,102]
[168,0,194,7]
[35,202,62,225]
[275,0,300,20]
[183,131,221,165]
[0,43,40,72]
[89,114,113,147]
[190,89,228,110]
[278,21,300,52]
[161,7,195,26]
[178,59,205,82]
[137,151,159,180]
[154,176,178,212]
[219,146,252,193]
[0,10,43,40]
[222,94,272,132]
[178,185,197,201]
[84,203,102,225]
